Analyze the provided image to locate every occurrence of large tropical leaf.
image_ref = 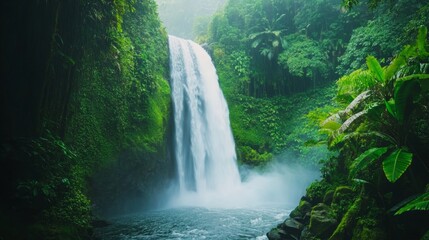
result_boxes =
[396,74,429,83]
[343,90,371,115]
[382,148,413,183]
[395,192,429,215]
[393,79,420,124]
[384,45,411,81]
[338,109,367,133]
[385,98,397,120]
[417,26,428,56]
[321,120,342,132]
[366,56,384,83]
[251,38,263,48]
[350,147,389,177]
[395,74,429,96]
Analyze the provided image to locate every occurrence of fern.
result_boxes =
[395,192,429,215]
[382,148,413,183]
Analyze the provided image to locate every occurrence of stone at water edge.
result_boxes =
[283,218,304,235]
[290,199,312,219]
[308,203,338,238]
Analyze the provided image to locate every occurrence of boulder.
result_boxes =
[308,203,338,238]
[283,218,304,236]
[267,228,284,240]
[300,227,322,240]
[267,227,298,240]
[290,199,312,219]
[289,208,303,219]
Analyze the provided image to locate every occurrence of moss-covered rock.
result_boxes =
[301,226,322,240]
[306,180,331,204]
[329,197,362,240]
[331,186,355,219]
[267,227,289,240]
[290,199,313,220]
[323,190,335,205]
[351,225,386,240]
[332,186,354,204]
[308,203,338,238]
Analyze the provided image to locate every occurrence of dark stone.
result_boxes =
[290,208,303,219]
[267,228,292,240]
[308,203,338,238]
[267,228,282,240]
[298,200,312,214]
[283,218,304,236]
[303,212,311,225]
[300,226,321,240]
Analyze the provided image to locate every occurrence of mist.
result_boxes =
[163,160,320,209]
[156,0,226,40]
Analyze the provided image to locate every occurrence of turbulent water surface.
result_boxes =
[95,206,291,240]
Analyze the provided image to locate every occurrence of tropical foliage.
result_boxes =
[1,0,170,238]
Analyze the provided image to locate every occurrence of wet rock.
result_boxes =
[303,212,311,225]
[289,208,302,219]
[290,200,312,219]
[267,227,289,240]
[283,218,304,236]
[308,203,338,238]
[300,226,322,240]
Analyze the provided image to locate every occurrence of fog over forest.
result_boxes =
[156,0,226,39]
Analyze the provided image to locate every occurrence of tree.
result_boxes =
[278,34,329,90]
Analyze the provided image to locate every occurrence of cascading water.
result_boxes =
[168,35,241,203]
[95,36,321,240]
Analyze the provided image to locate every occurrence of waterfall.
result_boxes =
[168,35,241,200]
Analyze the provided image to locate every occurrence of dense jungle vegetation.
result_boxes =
[0,0,428,239]
[196,0,429,239]
[197,0,429,168]
[1,0,171,239]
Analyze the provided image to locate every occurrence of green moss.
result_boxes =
[65,0,170,167]
[308,203,338,238]
[329,197,362,240]
[323,190,335,205]
[306,180,332,204]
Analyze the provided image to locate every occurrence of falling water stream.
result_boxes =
[168,35,240,197]
[95,36,318,239]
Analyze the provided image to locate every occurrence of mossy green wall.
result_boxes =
[65,0,172,215]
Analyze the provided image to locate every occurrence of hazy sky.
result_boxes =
[156,0,227,40]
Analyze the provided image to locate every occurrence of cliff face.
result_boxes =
[0,0,172,238]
